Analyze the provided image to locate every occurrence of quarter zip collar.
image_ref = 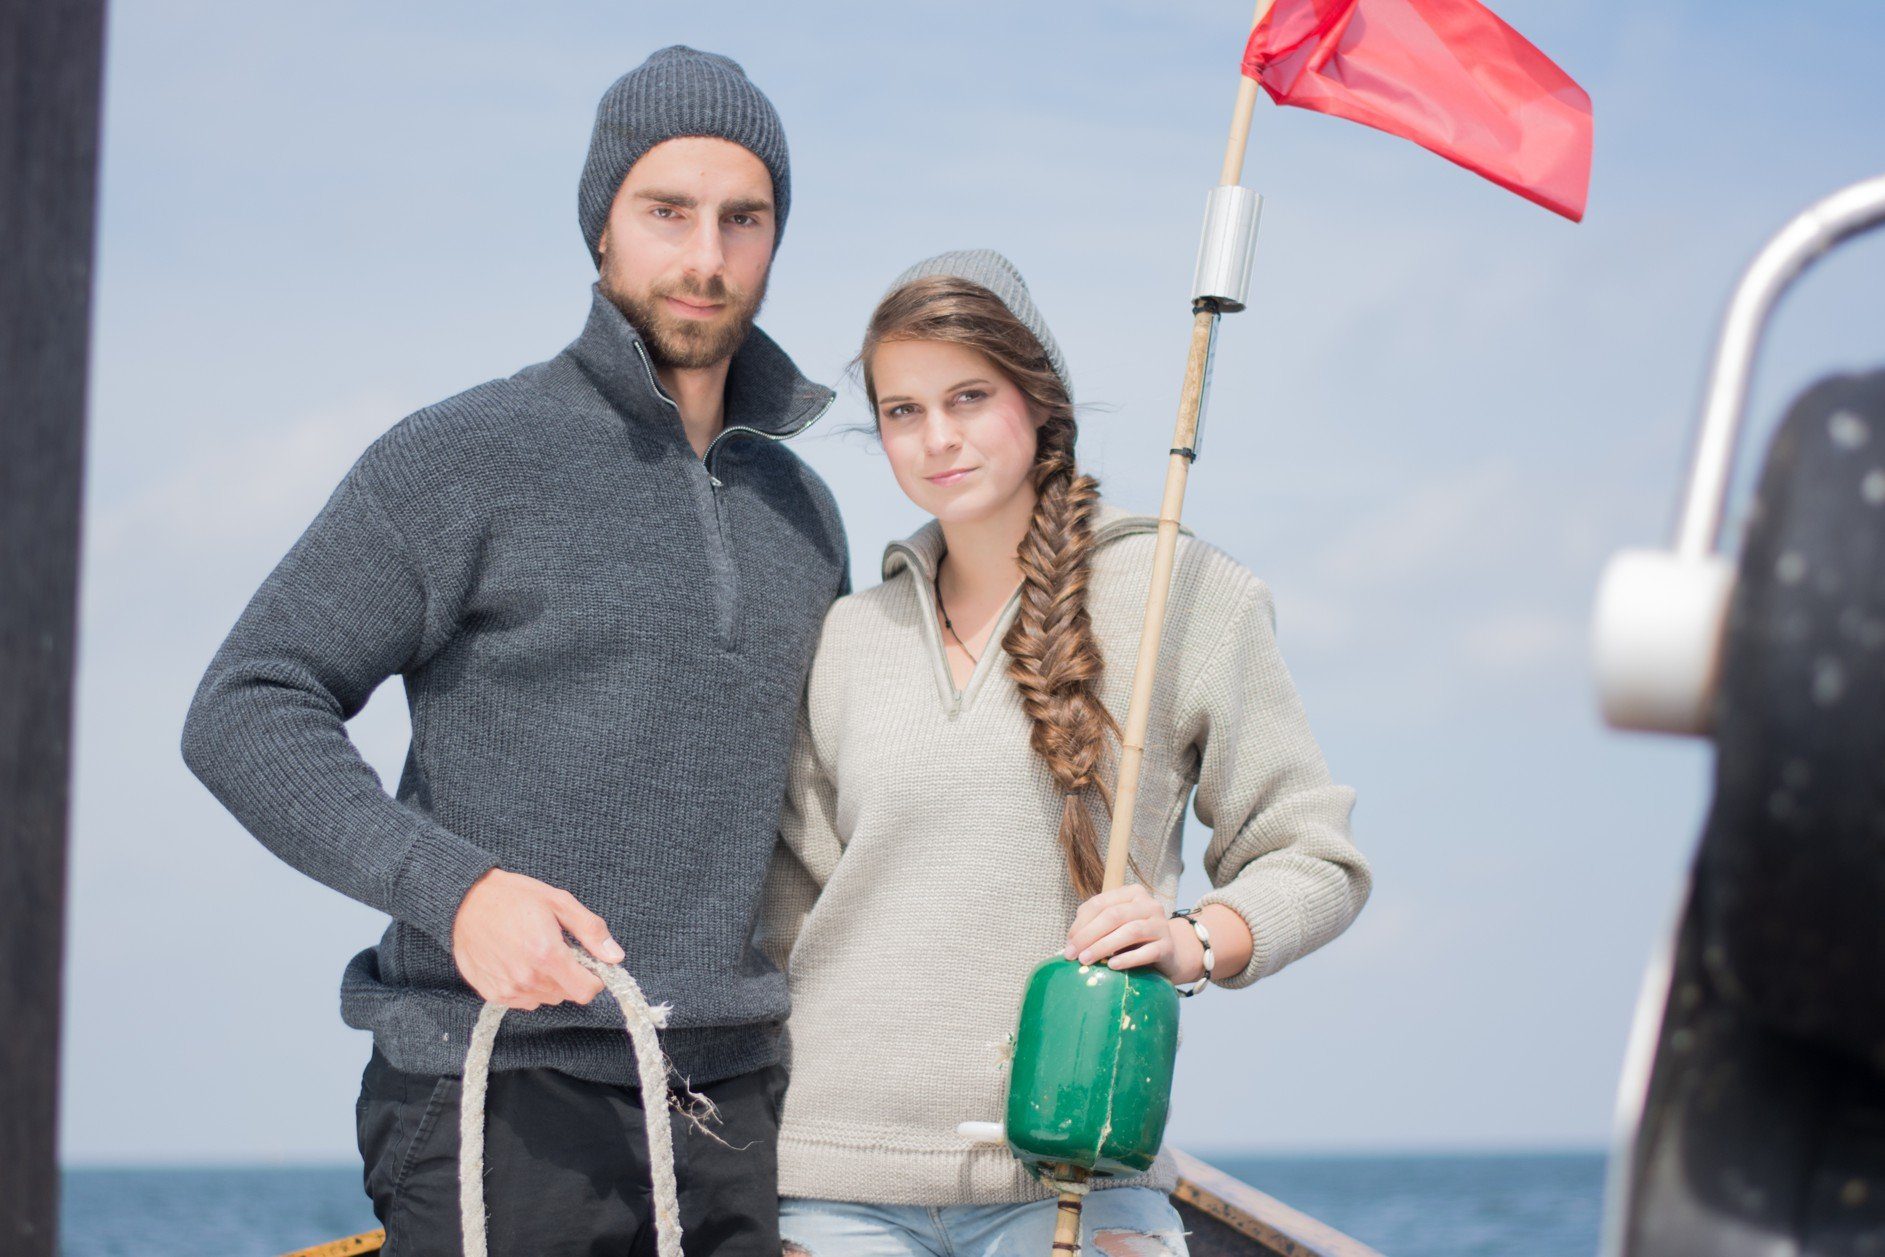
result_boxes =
[565,284,837,478]
[882,500,1187,714]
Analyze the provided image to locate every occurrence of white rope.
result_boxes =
[458,944,687,1257]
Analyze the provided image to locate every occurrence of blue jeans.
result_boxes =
[779,1187,1188,1255]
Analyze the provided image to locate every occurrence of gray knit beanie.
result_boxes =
[887,249,1072,401]
[577,46,791,267]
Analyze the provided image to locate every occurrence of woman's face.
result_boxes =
[871,339,1043,526]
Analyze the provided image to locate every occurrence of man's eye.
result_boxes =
[651,206,677,219]
[728,213,756,227]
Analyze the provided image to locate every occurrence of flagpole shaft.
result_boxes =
[1101,308,1216,892]
[1100,1,1273,894]
[1220,0,1276,186]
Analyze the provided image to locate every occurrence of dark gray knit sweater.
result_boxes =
[181,286,847,1086]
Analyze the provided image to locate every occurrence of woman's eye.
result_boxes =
[884,404,914,419]
[955,390,986,405]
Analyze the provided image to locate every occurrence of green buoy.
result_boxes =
[1005,956,1180,1181]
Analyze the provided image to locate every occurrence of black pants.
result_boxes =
[355,1047,787,1256]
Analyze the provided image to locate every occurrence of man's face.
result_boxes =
[597,136,776,370]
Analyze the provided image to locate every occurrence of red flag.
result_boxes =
[1243,0,1593,220]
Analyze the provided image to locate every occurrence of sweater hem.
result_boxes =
[776,1134,1177,1206]
[341,948,784,1087]
[356,1014,783,1089]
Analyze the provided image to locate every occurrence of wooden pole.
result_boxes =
[0,1,107,1253]
[1218,1,1272,187]
[1052,1176,1088,1255]
[1100,0,1275,893]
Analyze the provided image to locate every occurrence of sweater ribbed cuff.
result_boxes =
[389,820,500,951]
[1193,871,1308,990]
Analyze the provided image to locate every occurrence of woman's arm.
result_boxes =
[1063,565,1364,987]
[755,702,843,972]
[1180,572,1371,989]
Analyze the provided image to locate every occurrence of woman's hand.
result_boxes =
[1063,885,1185,981]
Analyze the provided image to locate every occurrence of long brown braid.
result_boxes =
[859,275,1123,899]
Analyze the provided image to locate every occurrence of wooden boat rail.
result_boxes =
[1168,1149,1383,1257]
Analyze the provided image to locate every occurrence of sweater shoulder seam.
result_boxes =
[1171,567,1267,721]
[350,464,438,666]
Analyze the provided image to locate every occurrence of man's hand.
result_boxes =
[451,868,626,1010]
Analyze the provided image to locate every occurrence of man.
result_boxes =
[181,45,846,1254]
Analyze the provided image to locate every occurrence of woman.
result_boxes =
[760,249,1370,1255]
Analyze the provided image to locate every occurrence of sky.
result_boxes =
[59,0,1885,1165]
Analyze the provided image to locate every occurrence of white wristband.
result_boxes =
[1170,907,1214,997]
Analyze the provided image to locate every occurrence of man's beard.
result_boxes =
[603,270,769,370]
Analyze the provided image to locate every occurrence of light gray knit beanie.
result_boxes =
[887,248,1073,401]
[577,45,791,267]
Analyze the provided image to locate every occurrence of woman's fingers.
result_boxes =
[1066,890,1164,958]
[1067,888,1131,936]
[1074,917,1165,966]
[1074,886,1150,923]
[1105,941,1169,971]
[1065,907,1126,957]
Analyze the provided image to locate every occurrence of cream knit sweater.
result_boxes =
[758,501,1371,1206]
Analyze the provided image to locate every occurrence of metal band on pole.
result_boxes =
[1101,0,1275,893]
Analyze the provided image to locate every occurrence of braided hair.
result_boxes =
[859,275,1120,898]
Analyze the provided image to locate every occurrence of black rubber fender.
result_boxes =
[1701,366,1885,1066]
[1621,892,1885,1256]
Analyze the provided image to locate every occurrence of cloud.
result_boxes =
[1267,458,1596,687]
[1314,460,1526,586]
[87,391,414,564]
[1461,610,1583,674]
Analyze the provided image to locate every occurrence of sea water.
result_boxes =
[60,1151,1607,1256]
[1215,1152,1605,1257]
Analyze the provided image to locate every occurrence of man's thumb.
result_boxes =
[558,898,625,966]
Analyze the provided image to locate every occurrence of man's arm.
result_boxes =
[181,460,499,941]
[180,458,618,1007]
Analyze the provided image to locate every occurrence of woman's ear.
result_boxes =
[1027,406,1048,461]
